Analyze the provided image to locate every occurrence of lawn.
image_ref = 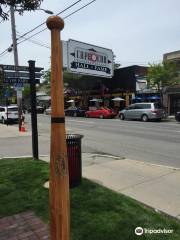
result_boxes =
[0,158,180,240]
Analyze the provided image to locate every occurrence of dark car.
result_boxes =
[175,112,180,122]
[28,105,45,114]
[65,107,86,117]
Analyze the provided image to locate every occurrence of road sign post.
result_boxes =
[0,64,43,72]
[29,60,39,160]
[47,16,70,240]
[0,63,43,159]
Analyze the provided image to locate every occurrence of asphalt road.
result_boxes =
[0,114,180,168]
[66,116,180,168]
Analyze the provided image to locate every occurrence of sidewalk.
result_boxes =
[41,153,180,220]
[0,211,49,240]
[82,153,180,220]
[0,124,31,138]
[1,123,180,220]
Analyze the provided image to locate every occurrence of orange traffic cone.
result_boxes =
[20,120,26,132]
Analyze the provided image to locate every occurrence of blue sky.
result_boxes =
[0,0,179,70]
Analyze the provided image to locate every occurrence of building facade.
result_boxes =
[163,50,180,114]
[65,65,148,111]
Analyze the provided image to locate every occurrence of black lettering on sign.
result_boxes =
[71,61,111,74]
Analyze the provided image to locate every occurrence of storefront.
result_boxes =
[162,85,180,115]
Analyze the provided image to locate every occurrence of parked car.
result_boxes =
[175,111,180,122]
[119,102,165,122]
[65,107,86,117]
[85,108,116,119]
[28,105,45,114]
[44,107,51,115]
[0,105,19,124]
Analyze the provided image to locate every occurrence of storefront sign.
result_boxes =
[67,39,114,78]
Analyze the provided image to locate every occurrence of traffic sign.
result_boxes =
[0,64,43,72]
[17,90,22,98]
[14,83,24,88]
[3,71,43,79]
[3,78,40,84]
[14,87,24,91]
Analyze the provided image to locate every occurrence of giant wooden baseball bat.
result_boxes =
[46,16,70,240]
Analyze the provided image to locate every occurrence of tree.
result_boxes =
[114,63,121,70]
[0,0,43,20]
[147,62,180,91]
[40,69,51,94]
[23,85,30,98]
[40,69,81,95]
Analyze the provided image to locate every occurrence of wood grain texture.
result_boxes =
[47,16,70,240]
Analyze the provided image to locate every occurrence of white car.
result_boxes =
[0,105,19,124]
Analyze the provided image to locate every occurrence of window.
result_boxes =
[128,105,135,110]
[154,103,162,109]
[0,108,5,112]
[8,107,18,112]
[141,104,151,109]
[134,104,143,109]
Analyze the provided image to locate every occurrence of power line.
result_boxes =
[64,0,96,20]
[15,0,83,43]
[16,31,49,46]
[0,0,97,58]
[0,51,9,59]
[0,0,83,57]
[0,48,9,57]
[0,10,10,24]
[16,33,50,49]
[16,0,97,47]
[16,31,50,48]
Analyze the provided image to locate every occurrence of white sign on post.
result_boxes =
[62,40,68,68]
[67,39,114,78]
[16,90,22,98]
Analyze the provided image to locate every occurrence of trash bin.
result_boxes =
[66,134,83,188]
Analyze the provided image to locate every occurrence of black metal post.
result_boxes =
[6,97,8,126]
[29,60,39,160]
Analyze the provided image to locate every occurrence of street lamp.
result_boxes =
[15,8,54,15]
[38,8,54,15]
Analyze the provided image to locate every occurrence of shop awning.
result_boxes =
[112,97,125,101]
[146,96,160,100]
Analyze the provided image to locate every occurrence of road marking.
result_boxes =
[68,120,95,124]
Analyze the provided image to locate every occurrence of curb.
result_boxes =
[0,155,49,160]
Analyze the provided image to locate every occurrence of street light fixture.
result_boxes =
[15,8,54,15]
[38,8,54,15]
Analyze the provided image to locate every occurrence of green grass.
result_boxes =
[0,158,180,240]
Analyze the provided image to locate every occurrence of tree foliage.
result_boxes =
[147,62,180,90]
[40,69,81,95]
[40,69,51,95]
[23,85,30,98]
[0,0,43,20]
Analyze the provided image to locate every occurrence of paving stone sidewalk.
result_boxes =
[0,211,49,240]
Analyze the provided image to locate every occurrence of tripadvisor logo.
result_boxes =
[135,226,174,235]
[135,227,144,236]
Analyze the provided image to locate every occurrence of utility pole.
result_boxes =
[10,6,22,131]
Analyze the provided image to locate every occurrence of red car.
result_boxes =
[85,108,116,119]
